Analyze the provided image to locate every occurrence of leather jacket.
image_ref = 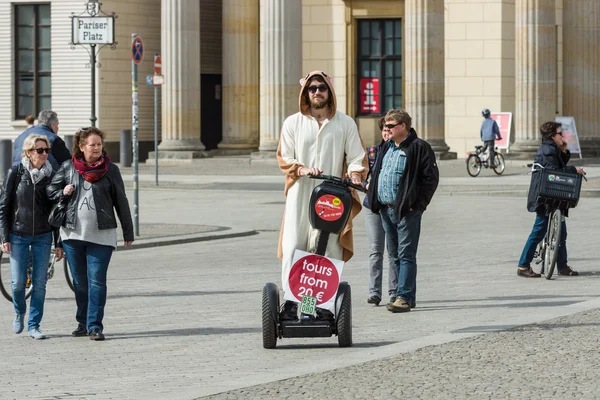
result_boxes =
[0,164,59,244]
[46,160,134,242]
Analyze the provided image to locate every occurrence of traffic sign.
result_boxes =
[154,54,162,75]
[152,75,164,86]
[132,36,144,64]
[146,75,153,86]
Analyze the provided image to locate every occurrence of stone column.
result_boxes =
[158,0,203,155]
[256,0,302,154]
[563,0,600,156]
[221,0,259,153]
[512,0,557,156]
[405,0,453,159]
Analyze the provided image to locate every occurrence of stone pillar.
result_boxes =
[256,0,302,154]
[158,0,203,155]
[563,1,600,156]
[405,0,454,159]
[221,0,259,153]
[512,0,557,156]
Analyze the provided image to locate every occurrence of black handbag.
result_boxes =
[48,168,74,228]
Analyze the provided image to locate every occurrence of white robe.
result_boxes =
[279,110,366,285]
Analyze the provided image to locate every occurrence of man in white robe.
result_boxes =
[276,71,367,319]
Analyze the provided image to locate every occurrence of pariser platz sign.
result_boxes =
[71,16,115,45]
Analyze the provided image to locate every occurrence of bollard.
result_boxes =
[0,139,12,179]
[120,129,132,167]
[63,135,74,156]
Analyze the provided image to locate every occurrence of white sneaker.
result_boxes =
[28,328,47,340]
[13,313,25,334]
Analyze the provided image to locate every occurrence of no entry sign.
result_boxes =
[283,250,345,312]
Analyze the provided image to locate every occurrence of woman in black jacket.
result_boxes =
[517,121,585,278]
[47,127,133,341]
[0,134,63,339]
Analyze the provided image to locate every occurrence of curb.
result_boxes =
[116,228,259,251]
[438,189,600,198]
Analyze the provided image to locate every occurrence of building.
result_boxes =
[0,0,598,160]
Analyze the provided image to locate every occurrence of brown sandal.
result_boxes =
[558,266,579,276]
[517,267,541,278]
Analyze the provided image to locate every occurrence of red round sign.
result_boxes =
[288,255,339,305]
[314,194,344,222]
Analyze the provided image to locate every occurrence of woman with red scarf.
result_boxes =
[47,127,133,341]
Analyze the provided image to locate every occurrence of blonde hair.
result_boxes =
[21,134,50,158]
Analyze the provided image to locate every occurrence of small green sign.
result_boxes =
[300,295,317,315]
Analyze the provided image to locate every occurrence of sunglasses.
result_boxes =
[308,84,328,94]
[384,122,402,129]
[33,148,50,154]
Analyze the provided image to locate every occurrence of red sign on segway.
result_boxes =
[314,195,344,222]
[287,254,340,306]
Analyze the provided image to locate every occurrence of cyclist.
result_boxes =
[479,109,502,168]
[517,121,584,278]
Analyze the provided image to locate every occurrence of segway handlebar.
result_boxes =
[308,174,367,193]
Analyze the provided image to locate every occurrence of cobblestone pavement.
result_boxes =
[0,164,599,399]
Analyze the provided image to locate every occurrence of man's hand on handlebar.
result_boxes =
[299,167,323,177]
[576,167,585,176]
[347,172,362,185]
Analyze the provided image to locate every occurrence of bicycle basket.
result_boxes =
[532,169,582,209]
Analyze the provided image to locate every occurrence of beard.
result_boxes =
[310,95,331,110]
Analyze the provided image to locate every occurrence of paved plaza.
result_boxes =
[1,158,600,399]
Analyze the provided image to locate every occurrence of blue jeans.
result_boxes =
[380,207,423,304]
[518,213,568,268]
[62,240,114,332]
[365,208,398,297]
[9,232,52,330]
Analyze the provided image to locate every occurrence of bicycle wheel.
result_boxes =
[0,250,33,302]
[543,209,562,279]
[493,153,505,175]
[64,258,75,292]
[466,154,482,177]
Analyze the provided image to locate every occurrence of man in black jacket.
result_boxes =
[366,109,439,313]
[517,121,584,277]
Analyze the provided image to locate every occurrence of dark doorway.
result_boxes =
[201,74,222,150]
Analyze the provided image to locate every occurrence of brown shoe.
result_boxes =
[517,267,541,278]
[558,266,579,276]
[387,297,411,313]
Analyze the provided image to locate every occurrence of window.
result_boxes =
[14,4,51,120]
[357,19,402,116]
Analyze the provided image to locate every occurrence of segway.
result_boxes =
[262,174,366,349]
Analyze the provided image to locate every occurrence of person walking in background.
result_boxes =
[366,109,439,314]
[364,117,398,306]
[47,127,133,341]
[0,134,63,339]
[13,110,71,171]
[480,109,502,168]
[25,115,35,128]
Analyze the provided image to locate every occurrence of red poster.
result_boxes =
[360,78,380,113]
[489,112,512,151]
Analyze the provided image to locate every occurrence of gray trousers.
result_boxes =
[365,208,398,298]
[481,140,496,165]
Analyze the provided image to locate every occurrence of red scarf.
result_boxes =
[72,155,110,183]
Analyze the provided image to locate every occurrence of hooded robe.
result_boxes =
[276,71,368,285]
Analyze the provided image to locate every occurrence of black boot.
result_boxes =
[280,301,298,320]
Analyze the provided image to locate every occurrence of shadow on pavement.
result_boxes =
[47,289,261,302]
[272,341,397,350]
[108,326,262,340]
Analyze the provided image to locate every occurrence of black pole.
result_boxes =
[90,44,97,127]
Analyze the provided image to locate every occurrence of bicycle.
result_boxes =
[466,145,505,177]
[528,163,585,279]
[0,243,74,302]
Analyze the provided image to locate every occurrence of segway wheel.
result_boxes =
[262,285,278,349]
[336,283,352,347]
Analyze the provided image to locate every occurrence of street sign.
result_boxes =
[132,36,144,64]
[154,55,162,75]
[146,75,153,86]
[71,16,115,44]
[152,75,164,86]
